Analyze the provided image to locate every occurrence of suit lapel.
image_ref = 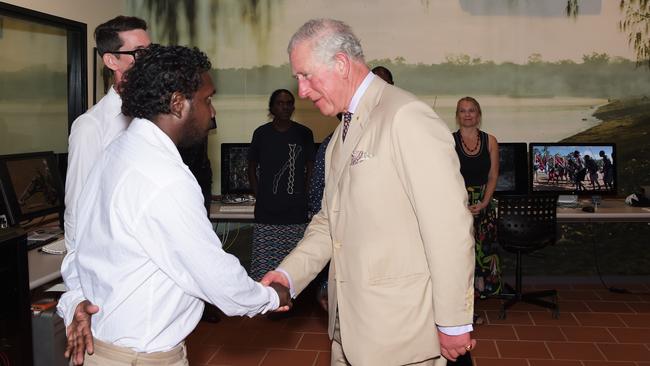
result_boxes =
[330,77,385,187]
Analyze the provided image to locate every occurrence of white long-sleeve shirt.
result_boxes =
[59,86,130,326]
[64,118,279,352]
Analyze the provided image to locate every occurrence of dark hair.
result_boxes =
[94,16,147,56]
[371,66,394,85]
[268,89,295,114]
[121,44,212,121]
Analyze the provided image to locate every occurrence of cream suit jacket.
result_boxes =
[279,77,475,366]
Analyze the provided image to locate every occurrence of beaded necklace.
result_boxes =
[460,130,480,154]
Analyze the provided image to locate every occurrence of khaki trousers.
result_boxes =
[330,313,446,366]
[83,338,189,366]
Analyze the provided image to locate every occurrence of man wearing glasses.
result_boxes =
[57,15,150,365]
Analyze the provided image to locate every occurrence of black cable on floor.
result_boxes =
[590,223,650,296]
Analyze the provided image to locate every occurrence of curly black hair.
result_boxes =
[121,44,212,121]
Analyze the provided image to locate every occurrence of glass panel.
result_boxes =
[0,14,68,155]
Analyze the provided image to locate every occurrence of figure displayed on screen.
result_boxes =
[532,145,615,193]
[10,158,60,213]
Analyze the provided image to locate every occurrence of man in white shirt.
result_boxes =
[57,15,151,365]
[262,19,476,365]
[63,44,291,366]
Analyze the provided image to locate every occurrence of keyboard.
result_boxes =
[41,238,66,254]
[219,204,255,213]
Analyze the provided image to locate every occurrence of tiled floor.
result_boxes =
[186,282,650,366]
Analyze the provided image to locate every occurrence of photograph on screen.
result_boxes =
[5,156,62,215]
[531,144,615,194]
[221,144,252,195]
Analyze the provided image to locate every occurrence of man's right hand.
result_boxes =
[268,282,292,310]
[65,300,100,365]
[262,271,292,311]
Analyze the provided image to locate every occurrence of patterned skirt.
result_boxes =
[250,223,308,281]
[467,185,502,297]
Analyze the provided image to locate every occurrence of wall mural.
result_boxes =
[128,0,649,274]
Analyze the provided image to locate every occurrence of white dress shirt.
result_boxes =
[59,86,130,326]
[66,118,279,352]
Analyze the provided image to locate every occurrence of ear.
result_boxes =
[333,52,350,79]
[102,53,119,72]
[170,92,188,119]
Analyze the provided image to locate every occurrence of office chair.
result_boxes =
[497,194,559,319]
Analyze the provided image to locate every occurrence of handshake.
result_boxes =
[262,271,293,312]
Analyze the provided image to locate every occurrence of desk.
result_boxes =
[211,199,650,223]
[209,201,255,222]
[28,238,65,290]
[557,199,650,223]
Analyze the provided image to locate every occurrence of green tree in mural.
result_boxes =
[568,0,650,68]
[140,0,272,45]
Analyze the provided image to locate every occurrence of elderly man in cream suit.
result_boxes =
[262,19,476,366]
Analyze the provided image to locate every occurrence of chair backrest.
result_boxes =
[497,194,558,252]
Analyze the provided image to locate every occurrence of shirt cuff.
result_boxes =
[261,284,280,314]
[437,324,473,336]
[275,267,296,298]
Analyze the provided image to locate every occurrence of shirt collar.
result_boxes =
[347,72,375,114]
[129,118,183,162]
[107,85,124,118]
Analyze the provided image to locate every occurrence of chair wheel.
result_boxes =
[498,309,506,319]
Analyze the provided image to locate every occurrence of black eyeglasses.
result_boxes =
[106,48,149,61]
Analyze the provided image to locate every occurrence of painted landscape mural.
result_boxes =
[125,0,649,275]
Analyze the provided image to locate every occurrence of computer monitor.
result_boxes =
[495,143,529,195]
[0,151,65,226]
[220,143,253,195]
[529,143,617,195]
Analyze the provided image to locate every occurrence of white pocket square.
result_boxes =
[351,150,373,166]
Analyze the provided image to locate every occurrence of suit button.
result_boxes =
[333,242,342,249]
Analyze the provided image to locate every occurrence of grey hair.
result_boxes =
[287,18,365,66]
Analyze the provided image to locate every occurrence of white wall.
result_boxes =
[4,0,126,107]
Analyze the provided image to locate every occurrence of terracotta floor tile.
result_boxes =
[252,331,303,349]
[496,340,551,359]
[485,311,534,325]
[627,302,650,313]
[204,329,260,347]
[618,314,650,328]
[587,301,635,313]
[259,350,318,366]
[240,316,288,333]
[560,326,616,342]
[473,325,518,340]
[314,352,331,366]
[594,290,644,302]
[187,345,219,365]
[475,298,505,310]
[559,290,600,300]
[528,360,582,366]
[582,362,637,366]
[557,300,591,312]
[284,316,329,333]
[474,358,529,366]
[596,343,650,362]
[530,311,579,326]
[573,284,612,290]
[208,346,267,366]
[514,325,566,341]
[296,333,331,351]
[546,342,605,360]
[471,340,499,358]
[608,327,650,343]
[574,313,627,327]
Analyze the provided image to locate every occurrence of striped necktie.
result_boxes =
[342,112,352,142]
